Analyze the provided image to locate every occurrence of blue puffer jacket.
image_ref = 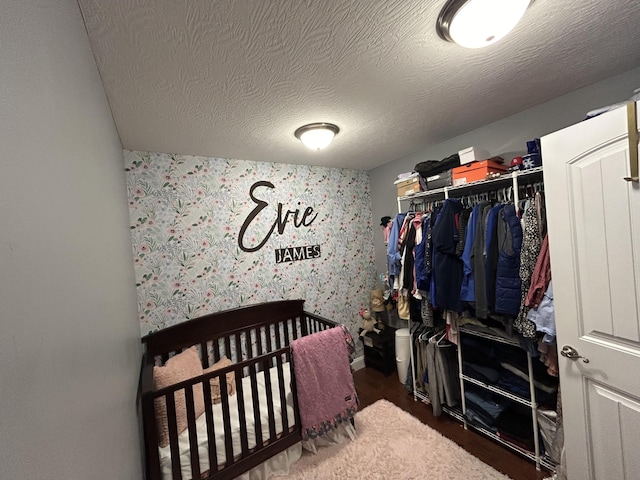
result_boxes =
[495,204,522,315]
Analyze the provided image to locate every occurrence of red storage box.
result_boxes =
[452,160,508,186]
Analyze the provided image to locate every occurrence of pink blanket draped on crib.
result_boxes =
[290,326,358,440]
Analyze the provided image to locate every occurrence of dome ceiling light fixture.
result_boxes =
[294,122,340,151]
[436,0,533,49]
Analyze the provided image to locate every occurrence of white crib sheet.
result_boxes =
[158,362,297,480]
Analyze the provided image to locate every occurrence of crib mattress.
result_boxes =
[158,362,296,480]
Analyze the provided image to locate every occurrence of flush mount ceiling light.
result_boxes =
[436,0,533,49]
[294,123,340,151]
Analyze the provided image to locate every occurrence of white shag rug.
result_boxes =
[274,399,512,480]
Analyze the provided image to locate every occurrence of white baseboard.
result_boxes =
[351,355,365,371]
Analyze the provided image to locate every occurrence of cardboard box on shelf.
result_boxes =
[395,176,422,196]
[458,146,490,165]
[452,160,508,186]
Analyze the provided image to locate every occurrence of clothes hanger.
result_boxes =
[436,330,452,347]
[428,328,446,342]
[419,327,434,341]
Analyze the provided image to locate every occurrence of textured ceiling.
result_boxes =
[78,0,640,170]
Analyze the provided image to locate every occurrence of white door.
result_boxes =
[542,102,640,480]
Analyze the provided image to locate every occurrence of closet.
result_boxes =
[392,165,559,471]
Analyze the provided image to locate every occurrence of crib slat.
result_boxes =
[256,326,264,356]
[265,324,273,357]
[300,314,309,337]
[202,380,217,476]
[235,369,249,455]
[245,329,252,360]
[283,318,290,346]
[290,354,302,430]
[274,323,282,350]
[224,336,232,362]
[249,364,263,448]
[165,393,183,480]
[219,378,234,466]
[200,342,208,367]
[275,354,288,431]
[184,385,201,479]
[262,357,277,440]
[291,317,300,340]
[235,332,243,363]
[213,338,221,363]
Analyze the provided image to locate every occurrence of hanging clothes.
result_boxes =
[528,281,556,339]
[386,213,407,288]
[472,202,492,318]
[413,214,435,327]
[400,214,419,292]
[396,212,415,291]
[526,234,551,309]
[414,213,431,292]
[460,203,480,302]
[431,198,464,312]
[455,208,472,257]
[485,203,506,313]
[514,200,540,337]
[426,332,460,416]
[495,204,523,315]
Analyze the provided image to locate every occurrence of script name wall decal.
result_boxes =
[238,180,319,253]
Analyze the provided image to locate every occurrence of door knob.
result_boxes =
[560,345,590,364]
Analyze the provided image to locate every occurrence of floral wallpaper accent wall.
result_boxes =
[124,150,376,355]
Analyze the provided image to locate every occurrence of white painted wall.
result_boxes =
[369,66,640,275]
[0,1,142,478]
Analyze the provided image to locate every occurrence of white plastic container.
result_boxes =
[395,328,411,384]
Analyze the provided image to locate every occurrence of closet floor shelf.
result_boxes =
[412,390,465,422]
[461,374,536,407]
[463,421,555,472]
[414,389,430,404]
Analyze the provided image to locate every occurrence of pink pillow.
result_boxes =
[153,347,205,448]
[204,356,236,404]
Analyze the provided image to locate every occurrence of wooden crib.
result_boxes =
[138,300,337,480]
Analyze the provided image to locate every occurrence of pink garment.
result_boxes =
[290,327,358,439]
[526,234,551,308]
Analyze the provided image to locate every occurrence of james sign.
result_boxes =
[274,245,321,264]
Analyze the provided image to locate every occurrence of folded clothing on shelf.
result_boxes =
[464,389,508,426]
[462,361,500,384]
[414,154,460,180]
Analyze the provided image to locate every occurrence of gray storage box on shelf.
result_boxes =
[426,169,453,190]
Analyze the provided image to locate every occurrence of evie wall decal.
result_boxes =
[238,180,318,253]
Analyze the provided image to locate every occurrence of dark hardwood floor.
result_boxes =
[353,366,551,480]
